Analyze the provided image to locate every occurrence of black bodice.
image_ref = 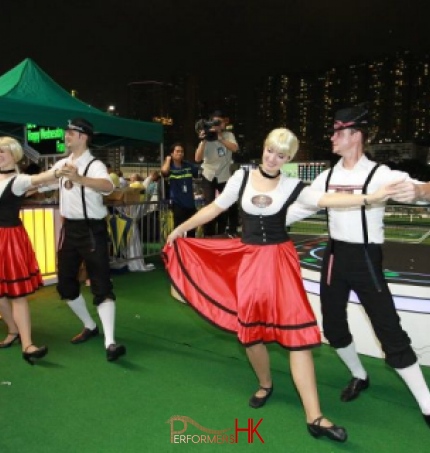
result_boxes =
[240,177,305,245]
[0,177,24,227]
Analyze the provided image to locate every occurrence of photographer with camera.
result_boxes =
[195,110,239,236]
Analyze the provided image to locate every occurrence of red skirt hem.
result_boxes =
[0,226,43,298]
[163,238,321,350]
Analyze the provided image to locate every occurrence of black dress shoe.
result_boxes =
[70,326,99,344]
[307,416,347,442]
[341,376,369,402]
[249,385,273,408]
[0,333,20,348]
[423,414,430,428]
[106,343,126,362]
[22,345,48,365]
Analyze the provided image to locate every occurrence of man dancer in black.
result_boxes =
[287,105,430,428]
[52,118,126,361]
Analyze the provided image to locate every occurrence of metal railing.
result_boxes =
[99,201,430,271]
[127,201,430,260]
[21,200,430,280]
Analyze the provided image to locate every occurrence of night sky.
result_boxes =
[3,0,430,114]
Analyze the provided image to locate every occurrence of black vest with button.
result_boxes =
[0,177,24,227]
[239,169,305,245]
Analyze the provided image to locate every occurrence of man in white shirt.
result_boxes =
[52,118,126,362]
[287,105,430,428]
[195,110,239,236]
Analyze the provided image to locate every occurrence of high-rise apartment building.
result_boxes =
[410,58,430,142]
[257,51,430,160]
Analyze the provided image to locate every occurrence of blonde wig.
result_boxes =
[264,128,299,160]
[0,136,23,163]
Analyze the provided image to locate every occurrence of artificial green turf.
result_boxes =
[1,261,429,453]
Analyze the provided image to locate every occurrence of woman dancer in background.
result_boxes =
[0,136,57,364]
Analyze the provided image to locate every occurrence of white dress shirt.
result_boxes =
[286,155,418,244]
[51,150,113,219]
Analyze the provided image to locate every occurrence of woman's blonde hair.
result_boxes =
[264,128,299,160]
[0,136,23,163]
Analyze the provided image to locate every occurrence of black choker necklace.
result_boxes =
[0,169,16,174]
[258,166,280,179]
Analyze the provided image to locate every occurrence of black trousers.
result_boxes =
[320,240,416,369]
[57,219,115,305]
[201,176,228,236]
[172,204,197,238]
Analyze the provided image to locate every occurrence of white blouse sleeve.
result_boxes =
[286,171,328,225]
[11,174,33,196]
[286,199,319,226]
[214,169,245,210]
[296,186,324,207]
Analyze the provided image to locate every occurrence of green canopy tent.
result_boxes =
[0,58,163,148]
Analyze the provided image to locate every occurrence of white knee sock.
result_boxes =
[67,294,97,330]
[396,362,430,415]
[97,299,116,348]
[336,342,368,380]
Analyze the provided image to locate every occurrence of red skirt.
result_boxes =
[0,225,43,298]
[163,238,321,350]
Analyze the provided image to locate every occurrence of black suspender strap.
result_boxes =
[323,167,336,285]
[287,181,306,205]
[361,163,382,292]
[324,167,335,239]
[238,168,249,202]
[360,163,380,245]
[81,158,99,251]
[323,163,382,290]
[324,167,334,191]
[325,167,334,285]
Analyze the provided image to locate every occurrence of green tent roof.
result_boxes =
[0,58,163,145]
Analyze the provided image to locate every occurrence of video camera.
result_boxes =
[195,118,222,142]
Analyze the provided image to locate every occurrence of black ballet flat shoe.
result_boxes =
[423,413,430,428]
[22,345,48,365]
[106,343,126,362]
[70,326,99,344]
[341,376,369,402]
[249,385,273,409]
[307,416,347,442]
[0,333,21,348]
